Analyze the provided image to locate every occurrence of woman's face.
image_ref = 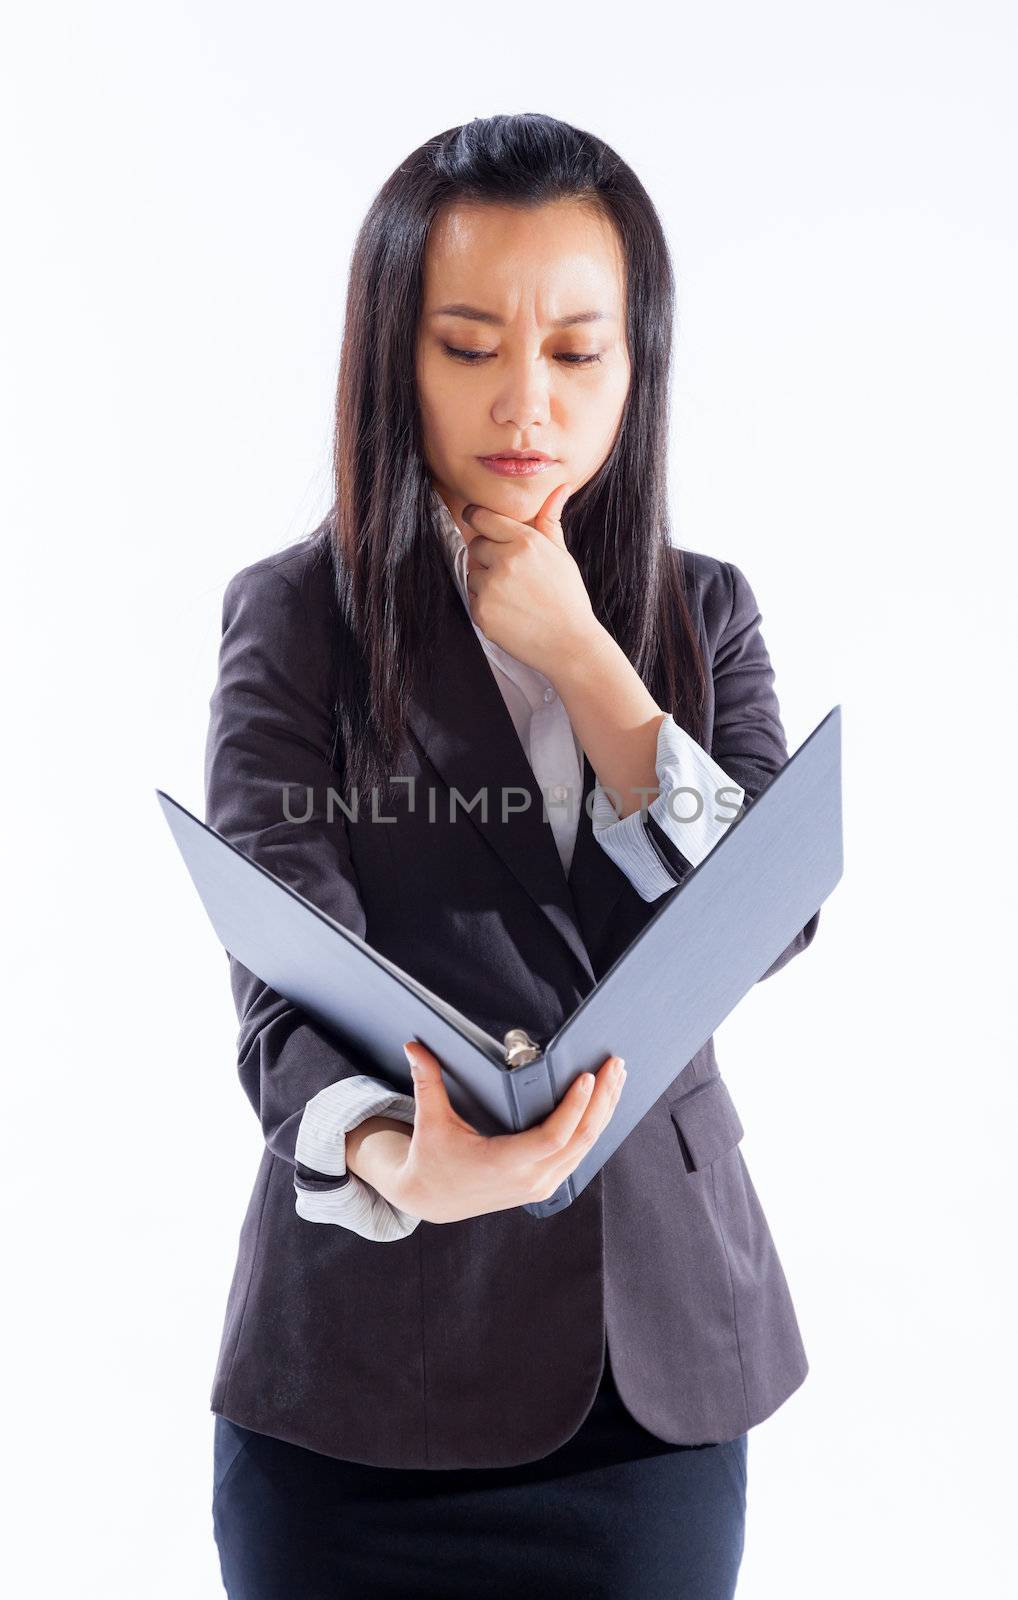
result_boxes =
[416,198,631,535]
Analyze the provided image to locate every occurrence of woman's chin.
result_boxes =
[463,469,565,514]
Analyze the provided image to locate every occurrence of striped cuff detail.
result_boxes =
[591,785,677,900]
[293,1074,421,1241]
[293,1171,422,1240]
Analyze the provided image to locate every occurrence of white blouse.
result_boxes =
[291,493,745,1240]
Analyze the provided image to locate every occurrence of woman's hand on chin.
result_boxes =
[460,483,603,678]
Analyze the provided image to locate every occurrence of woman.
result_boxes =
[207,112,820,1599]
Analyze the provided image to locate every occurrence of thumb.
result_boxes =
[531,482,573,547]
[403,1041,450,1119]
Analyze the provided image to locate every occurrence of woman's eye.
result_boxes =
[441,343,602,367]
[443,345,494,363]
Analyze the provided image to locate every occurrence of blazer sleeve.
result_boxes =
[707,558,820,981]
[620,556,820,981]
[204,557,420,1238]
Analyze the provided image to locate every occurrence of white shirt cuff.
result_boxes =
[591,713,745,901]
[293,1074,421,1241]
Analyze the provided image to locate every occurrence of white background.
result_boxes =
[3,2,1015,1594]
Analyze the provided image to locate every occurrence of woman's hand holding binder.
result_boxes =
[348,1043,627,1224]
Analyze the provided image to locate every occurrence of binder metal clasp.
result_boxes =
[503,1028,541,1068]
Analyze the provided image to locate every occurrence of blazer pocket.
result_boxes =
[668,1076,745,1174]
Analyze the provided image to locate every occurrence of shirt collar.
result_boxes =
[430,485,474,614]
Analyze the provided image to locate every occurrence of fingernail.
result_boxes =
[404,1043,417,1067]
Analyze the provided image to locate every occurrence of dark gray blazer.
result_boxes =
[203,526,820,1469]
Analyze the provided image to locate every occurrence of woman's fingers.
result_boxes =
[525,1057,627,1201]
[401,1044,626,1221]
[404,1040,456,1125]
[547,1057,626,1170]
[517,1055,625,1167]
[392,1047,627,1223]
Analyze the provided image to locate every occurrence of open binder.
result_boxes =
[157,705,842,1219]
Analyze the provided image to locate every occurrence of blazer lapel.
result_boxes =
[404,572,606,988]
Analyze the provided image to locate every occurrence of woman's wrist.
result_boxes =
[345,1114,413,1190]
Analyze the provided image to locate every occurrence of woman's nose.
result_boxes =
[491,361,552,431]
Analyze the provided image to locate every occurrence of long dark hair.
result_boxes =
[316,111,709,800]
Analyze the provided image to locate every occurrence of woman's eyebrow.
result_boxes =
[429,304,615,328]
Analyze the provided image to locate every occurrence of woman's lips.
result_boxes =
[477,455,557,478]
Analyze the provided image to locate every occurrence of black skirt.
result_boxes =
[212,1342,748,1600]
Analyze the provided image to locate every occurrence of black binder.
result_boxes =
[157,705,843,1218]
